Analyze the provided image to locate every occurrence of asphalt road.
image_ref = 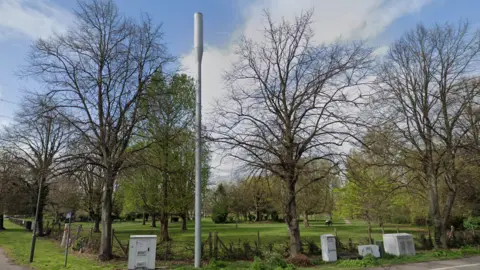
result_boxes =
[0,248,27,270]
[369,256,480,270]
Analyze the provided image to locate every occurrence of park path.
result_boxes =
[0,248,28,270]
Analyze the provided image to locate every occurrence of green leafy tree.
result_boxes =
[335,141,401,242]
[212,184,230,224]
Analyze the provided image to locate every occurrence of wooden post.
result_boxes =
[60,223,68,247]
[88,228,93,246]
[64,216,72,267]
[334,227,338,237]
[208,232,213,259]
[257,231,261,247]
[214,232,218,259]
[396,227,399,233]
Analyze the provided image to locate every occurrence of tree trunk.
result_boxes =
[142,212,146,226]
[151,213,156,227]
[37,204,45,236]
[99,174,114,261]
[426,163,442,249]
[285,181,302,257]
[430,207,442,249]
[367,221,373,244]
[160,212,170,241]
[303,212,309,228]
[180,212,187,231]
[94,218,100,233]
[0,214,5,230]
[36,183,48,237]
[441,188,457,248]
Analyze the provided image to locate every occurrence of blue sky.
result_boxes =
[1,0,479,180]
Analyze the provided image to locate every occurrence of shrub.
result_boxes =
[464,216,480,232]
[205,259,227,269]
[211,204,229,224]
[265,252,287,268]
[304,240,320,255]
[271,211,280,222]
[72,236,87,251]
[337,254,379,268]
[448,216,466,230]
[124,212,136,221]
[390,215,410,224]
[250,256,268,270]
[412,216,429,226]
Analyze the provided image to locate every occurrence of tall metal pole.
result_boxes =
[29,116,53,263]
[194,12,203,269]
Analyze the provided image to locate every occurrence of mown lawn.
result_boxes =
[1,218,480,270]
[45,217,429,262]
[106,217,427,244]
[0,221,126,270]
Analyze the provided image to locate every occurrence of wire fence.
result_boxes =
[9,218,480,262]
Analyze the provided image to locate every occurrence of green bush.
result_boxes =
[205,259,227,269]
[337,254,380,268]
[448,216,466,230]
[390,215,410,224]
[249,255,296,270]
[250,256,268,270]
[265,252,287,268]
[304,240,320,255]
[72,236,87,251]
[464,216,480,232]
[211,204,229,224]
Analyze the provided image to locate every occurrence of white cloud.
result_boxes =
[0,0,73,40]
[181,0,434,182]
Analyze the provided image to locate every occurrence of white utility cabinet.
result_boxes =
[383,233,415,256]
[320,234,337,262]
[358,245,381,258]
[128,235,157,270]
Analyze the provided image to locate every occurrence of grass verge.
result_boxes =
[0,221,126,270]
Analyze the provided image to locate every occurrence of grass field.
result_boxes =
[0,221,127,270]
[103,217,428,248]
[3,217,479,269]
[42,217,430,261]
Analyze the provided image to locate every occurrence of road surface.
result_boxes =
[369,256,480,270]
[0,248,27,270]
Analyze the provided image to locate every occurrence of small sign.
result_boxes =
[66,212,72,219]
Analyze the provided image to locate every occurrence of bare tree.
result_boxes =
[46,176,82,220]
[23,0,172,259]
[213,10,373,256]
[373,22,480,248]
[0,95,71,236]
[74,162,104,232]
